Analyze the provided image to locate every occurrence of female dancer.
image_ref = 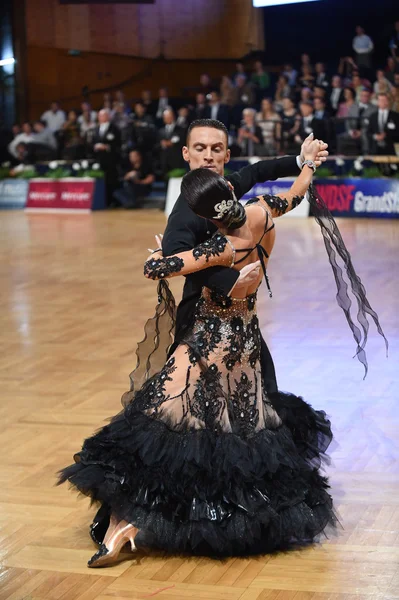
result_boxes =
[58,138,386,567]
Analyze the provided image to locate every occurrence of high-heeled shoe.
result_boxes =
[87,522,138,568]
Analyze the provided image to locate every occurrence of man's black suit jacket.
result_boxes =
[162,155,300,393]
[367,110,399,155]
[204,104,230,128]
[91,123,121,157]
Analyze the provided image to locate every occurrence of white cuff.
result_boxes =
[296,155,303,170]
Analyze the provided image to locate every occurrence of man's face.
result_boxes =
[243,111,254,126]
[22,123,31,134]
[163,109,174,125]
[196,93,206,105]
[159,88,167,98]
[33,122,43,133]
[378,95,389,110]
[314,98,324,111]
[356,26,363,36]
[315,62,323,73]
[183,127,230,175]
[98,110,110,124]
[135,103,145,118]
[332,76,341,88]
[129,151,140,167]
[300,103,313,118]
[353,76,361,86]
[209,92,219,105]
[51,103,58,113]
[359,90,370,104]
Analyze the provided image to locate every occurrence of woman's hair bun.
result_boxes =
[181,168,247,230]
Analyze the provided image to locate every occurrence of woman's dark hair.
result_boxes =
[181,168,246,230]
[344,86,356,100]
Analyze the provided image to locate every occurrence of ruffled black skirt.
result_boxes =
[57,390,338,558]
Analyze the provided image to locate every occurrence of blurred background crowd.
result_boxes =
[1,21,399,208]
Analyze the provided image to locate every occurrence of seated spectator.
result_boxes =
[282,64,298,87]
[41,101,66,133]
[102,93,113,114]
[280,97,299,154]
[338,56,358,86]
[176,106,191,130]
[114,90,129,110]
[28,119,58,161]
[313,86,328,105]
[158,108,186,176]
[313,97,330,120]
[141,90,156,117]
[112,102,131,132]
[251,60,270,102]
[91,109,121,206]
[194,93,207,120]
[372,70,394,103]
[232,74,255,106]
[8,122,33,160]
[300,53,313,72]
[11,124,21,138]
[329,75,345,115]
[384,56,399,84]
[389,20,399,59]
[274,74,291,111]
[336,87,357,119]
[392,84,399,113]
[298,65,315,89]
[155,88,171,125]
[204,91,230,127]
[232,62,247,82]
[131,102,157,154]
[337,88,376,155]
[60,111,83,160]
[220,75,235,107]
[351,73,365,101]
[78,102,97,126]
[300,87,313,103]
[368,92,399,157]
[315,62,329,88]
[113,149,155,209]
[79,107,97,141]
[238,108,264,157]
[199,73,212,96]
[294,101,329,150]
[256,98,281,156]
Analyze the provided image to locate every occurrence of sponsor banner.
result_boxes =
[25,178,105,211]
[0,178,29,209]
[315,179,399,218]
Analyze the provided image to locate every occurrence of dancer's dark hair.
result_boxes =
[181,168,246,230]
[187,119,229,144]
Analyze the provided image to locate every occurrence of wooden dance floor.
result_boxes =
[0,210,398,600]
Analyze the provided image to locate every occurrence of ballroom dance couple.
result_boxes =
[57,119,387,567]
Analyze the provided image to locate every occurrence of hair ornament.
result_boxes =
[213,199,234,219]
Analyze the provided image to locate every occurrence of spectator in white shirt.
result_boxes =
[352,26,374,72]
[40,102,66,133]
[8,122,33,159]
[372,70,394,104]
[78,102,97,127]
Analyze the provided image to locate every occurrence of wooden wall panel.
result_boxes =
[25,46,240,119]
[24,0,264,59]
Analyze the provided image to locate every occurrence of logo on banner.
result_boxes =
[26,179,95,210]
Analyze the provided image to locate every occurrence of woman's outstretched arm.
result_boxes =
[144,233,235,281]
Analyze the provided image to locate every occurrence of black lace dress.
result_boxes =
[57,199,341,557]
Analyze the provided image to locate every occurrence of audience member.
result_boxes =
[113,149,155,209]
[389,20,399,59]
[220,76,235,107]
[336,87,357,119]
[337,88,376,155]
[141,90,155,117]
[280,97,299,154]
[298,65,315,89]
[329,75,345,115]
[282,64,298,87]
[315,62,329,88]
[29,119,57,161]
[8,122,33,160]
[274,74,291,111]
[158,108,186,175]
[60,111,83,160]
[251,60,270,101]
[41,102,66,133]
[78,102,97,126]
[368,92,399,156]
[193,93,207,120]
[155,88,171,124]
[204,91,229,127]
[237,108,263,157]
[176,106,191,130]
[384,56,398,84]
[352,26,374,73]
[372,70,394,102]
[131,102,156,155]
[256,98,281,156]
[91,109,121,206]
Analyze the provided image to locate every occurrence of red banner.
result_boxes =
[26,179,95,210]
